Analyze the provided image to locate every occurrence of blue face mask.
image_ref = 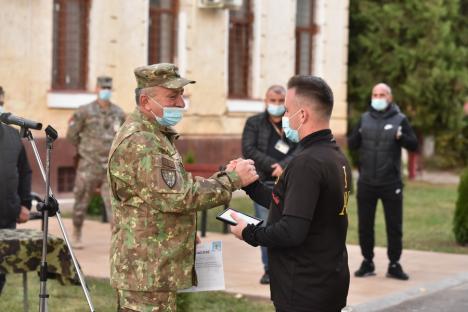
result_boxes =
[267,103,285,117]
[371,98,388,111]
[281,109,303,143]
[99,89,112,101]
[149,96,185,127]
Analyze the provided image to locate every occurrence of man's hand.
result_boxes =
[17,206,30,223]
[196,233,202,244]
[225,158,243,172]
[271,163,283,177]
[233,159,259,187]
[229,212,247,240]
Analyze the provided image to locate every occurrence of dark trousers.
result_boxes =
[357,181,403,263]
[0,221,16,295]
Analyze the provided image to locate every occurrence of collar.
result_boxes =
[299,129,334,148]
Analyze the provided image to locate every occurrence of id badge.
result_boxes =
[274,140,290,154]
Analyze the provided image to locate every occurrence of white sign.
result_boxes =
[178,241,225,293]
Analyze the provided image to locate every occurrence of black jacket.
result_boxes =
[242,130,350,312]
[348,103,418,186]
[242,112,299,180]
[0,124,32,227]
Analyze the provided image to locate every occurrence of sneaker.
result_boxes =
[354,259,376,277]
[260,272,270,284]
[386,262,409,280]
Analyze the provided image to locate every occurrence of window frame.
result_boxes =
[295,0,319,75]
[51,0,91,91]
[228,0,254,99]
[148,0,179,65]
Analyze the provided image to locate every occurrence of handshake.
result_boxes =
[225,158,259,187]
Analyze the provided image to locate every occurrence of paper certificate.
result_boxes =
[178,240,225,293]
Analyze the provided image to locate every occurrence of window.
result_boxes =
[57,167,76,193]
[52,0,90,90]
[148,0,178,64]
[228,0,253,98]
[295,0,318,75]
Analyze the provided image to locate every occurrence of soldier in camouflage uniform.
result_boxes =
[107,63,258,312]
[67,76,126,249]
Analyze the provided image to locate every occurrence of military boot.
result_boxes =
[73,226,84,249]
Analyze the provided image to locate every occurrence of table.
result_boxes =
[0,229,79,311]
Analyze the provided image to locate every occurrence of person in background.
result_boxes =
[0,86,32,295]
[66,76,126,249]
[241,85,299,284]
[348,83,418,280]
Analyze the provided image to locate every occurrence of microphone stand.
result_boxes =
[20,126,95,312]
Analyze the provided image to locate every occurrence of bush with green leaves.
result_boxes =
[453,168,468,245]
[87,194,104,216]
[348,0,468,167]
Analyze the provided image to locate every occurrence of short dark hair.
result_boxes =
[287,75,334,118]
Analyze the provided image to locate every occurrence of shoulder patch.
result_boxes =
[161,169,177,188]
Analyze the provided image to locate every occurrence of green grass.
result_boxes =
[200,181,467,254]
[1,274,274,312]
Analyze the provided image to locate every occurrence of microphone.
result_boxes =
[0,112,42,130]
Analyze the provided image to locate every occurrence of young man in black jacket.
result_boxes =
[0,87,32,295]
[231,76,351,312]
[348,83,418,280]
[241,85,298,284]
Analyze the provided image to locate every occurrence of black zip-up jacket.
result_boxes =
[242,129,351,312]
[348,103,418,186]
[0,124,32,227]
[242,111,299,181]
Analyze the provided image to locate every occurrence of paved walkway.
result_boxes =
[18,218,468,311]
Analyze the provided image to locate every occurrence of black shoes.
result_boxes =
[355,260,409,280]
[260,271,270,284]
[387,262,409,280]
[354,259,376,277]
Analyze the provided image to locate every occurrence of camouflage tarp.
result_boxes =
[0,229,78,285]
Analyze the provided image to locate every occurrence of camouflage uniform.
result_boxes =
[108,64,241,312]
[67,77,126,234]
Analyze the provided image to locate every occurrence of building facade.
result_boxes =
[0,0,349,195]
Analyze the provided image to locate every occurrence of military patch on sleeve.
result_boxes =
[161,169,177,188]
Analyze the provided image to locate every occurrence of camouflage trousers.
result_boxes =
[72,160,112,229]
[117,289,177,312]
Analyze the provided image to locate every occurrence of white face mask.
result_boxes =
[0,106,4,114]
[371,98,389,111]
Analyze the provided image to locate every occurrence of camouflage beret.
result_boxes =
[97,76,113,88]
[134,63,195,89]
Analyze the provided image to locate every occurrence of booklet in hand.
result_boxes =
[216,208,263,226]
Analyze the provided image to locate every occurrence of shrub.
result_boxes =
[87,194,104,216]
[453,168,468,245]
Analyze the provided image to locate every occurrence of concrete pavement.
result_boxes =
[18,218,468,311]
